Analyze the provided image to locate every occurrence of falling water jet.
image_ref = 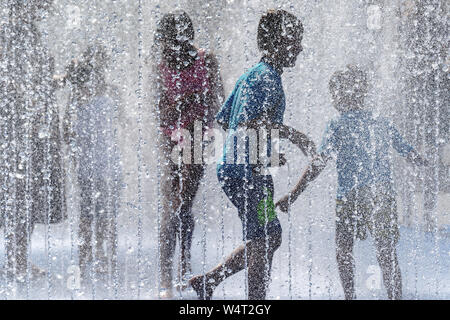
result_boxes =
[136,0,145,299]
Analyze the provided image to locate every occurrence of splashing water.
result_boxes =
[0,0,448,300]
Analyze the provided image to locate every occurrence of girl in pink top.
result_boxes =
[153,11,224,298]
[159,48,214,137]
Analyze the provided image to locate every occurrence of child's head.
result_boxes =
[66,44,109,88]
[11,0,53,22]
[155,11,195,54]
[329,65,369,113]
[257,9,303,68]
[81,44,109,70]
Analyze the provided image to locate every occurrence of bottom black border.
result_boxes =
[0,300,447,319]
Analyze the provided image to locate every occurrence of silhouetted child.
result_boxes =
[185,9,309,300]
[276,65,427,300]
[0,0,65,283]
[153,11,224,298]
[62,45,122,283]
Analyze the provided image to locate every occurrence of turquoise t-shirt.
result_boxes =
[216,61,286,178]
[318,109,414,199]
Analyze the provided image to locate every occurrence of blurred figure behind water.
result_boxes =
[151,10,224,298]
[0,0,66,285]
[277,65,428,300]
[61,44,123,286]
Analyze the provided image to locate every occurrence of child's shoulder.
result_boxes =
[253,62,279,77]
[326,112,363,133]
[338,111,396,134]
[243,62,281,88]
[369,113,396,132]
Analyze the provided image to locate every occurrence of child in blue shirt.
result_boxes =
[185,10,305,300]
[276,65,427,300]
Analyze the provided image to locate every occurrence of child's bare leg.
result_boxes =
[160,201,178,289]
[79,215,93,278]
[190,242,246,298]
[178,207,194,279]
[4,221,16,280]
[5,217,32,280]
[5,179,34,281]
[336,228,355,300]
[189,233,281,300]
[159,163,181,290]
[79,179,93,279]
[375,239,402,300]
[95,214,109,272]
[93,180,112,276]
[247,233,281,300]
[179,164,204,279]
[106,197,119,284]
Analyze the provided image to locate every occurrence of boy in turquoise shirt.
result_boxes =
[185,9,304,300]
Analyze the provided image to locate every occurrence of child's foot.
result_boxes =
[31,264,46,279]
[186,275,214,300]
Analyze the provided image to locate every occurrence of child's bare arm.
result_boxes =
[62,99,75,146]
[275,155,328,212]
[145,57,164,126]
[276,124,316,157]
[390,124,428,166]
[245,120,316,157]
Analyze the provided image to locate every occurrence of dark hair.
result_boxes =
[329,65,369,112]
[10,0,53,14]
[155,11,194,45]
[257,9,303,53]
[66,44,109,86]
[81,44,109,67]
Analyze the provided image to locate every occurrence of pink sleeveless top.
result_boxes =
[159,49,212,137]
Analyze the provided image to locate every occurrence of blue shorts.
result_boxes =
[218,170,282,241]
